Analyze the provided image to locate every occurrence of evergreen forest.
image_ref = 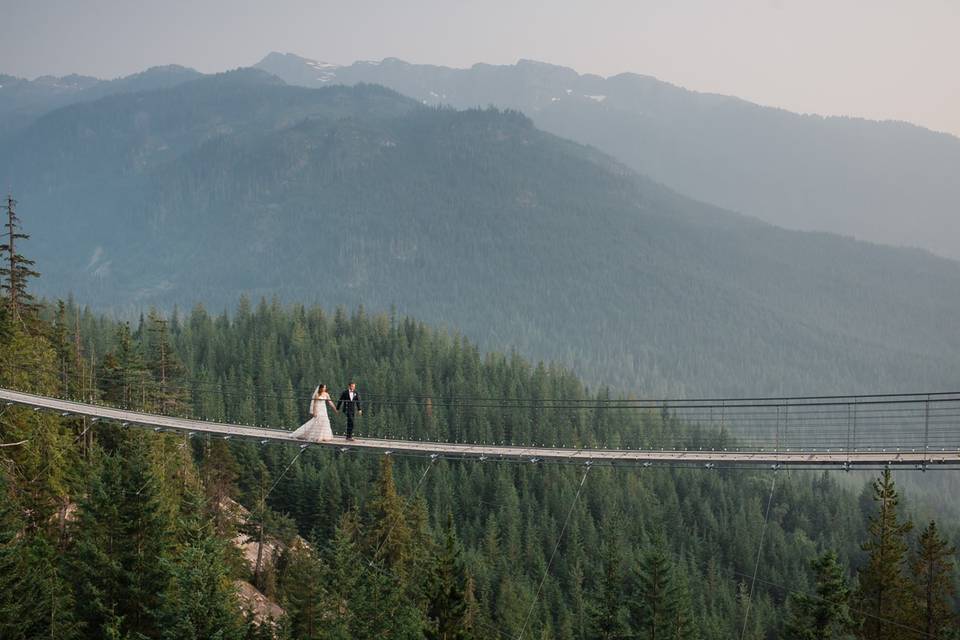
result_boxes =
[5,72,960,397]
[1,227,958,638]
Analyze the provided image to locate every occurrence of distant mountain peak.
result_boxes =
[255,52,339,85]
[33,73,101,90]
[515,58,574,72]
[210,67,287,86]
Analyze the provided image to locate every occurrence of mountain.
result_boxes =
[4,70,960,396]
[0,65,203,136]
[0,72,100,134]
[256,52,960,261]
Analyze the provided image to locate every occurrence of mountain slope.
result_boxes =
[4,71,960,396]
[256,53,960,260]
[0,65,203,136]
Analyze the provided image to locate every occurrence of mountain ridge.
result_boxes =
[255,52,960,260]
[4,71,960,397]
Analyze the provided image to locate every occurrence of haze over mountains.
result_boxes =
[5,53,959,260]
[256,52,960,261]
[3,69,960,397]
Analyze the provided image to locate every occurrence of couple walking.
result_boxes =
[292,381,362,442]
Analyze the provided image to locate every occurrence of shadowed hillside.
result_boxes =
[4,70,960,396]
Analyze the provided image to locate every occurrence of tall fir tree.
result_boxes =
[154,489,246,640]
[590,536,629,639]
[144,309,191,415]
[0,194,40,323]
[908,521,957,639]
[629,541,684,640]
[784,551,857,640]
[856,469,913,640]
[368,456,414,575]
[280,544,326,640]
[426,512,476,640]
[100,322,150,410]
[0,472,79,640]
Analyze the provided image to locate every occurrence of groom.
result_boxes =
[336,381,362,440]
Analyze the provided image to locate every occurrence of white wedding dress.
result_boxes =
[291,387,334,442]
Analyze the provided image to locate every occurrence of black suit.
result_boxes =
[337,389,362,438]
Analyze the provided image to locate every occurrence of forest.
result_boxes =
[5,72,960,398]
[1,217,958,639]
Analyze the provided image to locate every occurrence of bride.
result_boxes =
[291,384,337,442]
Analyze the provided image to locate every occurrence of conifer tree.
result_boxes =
[145,310,190,415]
[100,322,150,409]
[324,509,425,638]
[590,537,628,639]
[154,508,246,640]
[784,551,857,640]
[80,435,174,638]
[0,194,40,323]
[630,542,680,640]
[201,437,240,532]
[369,456,414,575]
[0,473,79,640]
[426,512,475,639]
[856,469,913,640]
[908,521,957,638]
[280,544,326,640]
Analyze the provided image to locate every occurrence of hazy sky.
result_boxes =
[3,0,958,136]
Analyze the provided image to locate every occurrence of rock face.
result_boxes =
[235,580,285,624]
[222,496,290,624]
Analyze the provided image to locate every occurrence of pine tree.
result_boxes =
[65,452,128,636]
[630,542,679,640]
[908,521,957,639]
[71,434,174,638]
[280,544,326,640]
[201,437,240,533]
[0,473,80,640]
[426,513,475,639]
[590,537,628,639]
[145,310,190,415]
[856,469,913,640]
[100,322,150,409]
[154,509,246,640]
[784,551,857,640]
[324,509,425,639]
[0,194,40,323]
[368,456,413,575]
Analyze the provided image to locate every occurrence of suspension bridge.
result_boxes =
[3,387,960,469]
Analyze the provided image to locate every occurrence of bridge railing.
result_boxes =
[658,393,960,455]
[2,362,959,455]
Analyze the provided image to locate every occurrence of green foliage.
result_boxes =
[8,75,960,397]
[0,473,78,640]
[856,469,914,640]
[784,551,857,640]
[908,521,958,638]
[425,513,476,639]
[2,278,959,639]
[0,194,41,322]
[627,540,698,639]
[257,54,960,264]
[154,528,246,640]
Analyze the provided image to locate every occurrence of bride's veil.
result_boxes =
[309,385,320,416]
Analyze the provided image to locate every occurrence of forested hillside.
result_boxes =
[0,65,203,136]
[2,287,958,638]
[258,53,960,260]
[3,70,960,396]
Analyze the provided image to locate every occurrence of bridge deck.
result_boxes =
[3,388,959,468]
